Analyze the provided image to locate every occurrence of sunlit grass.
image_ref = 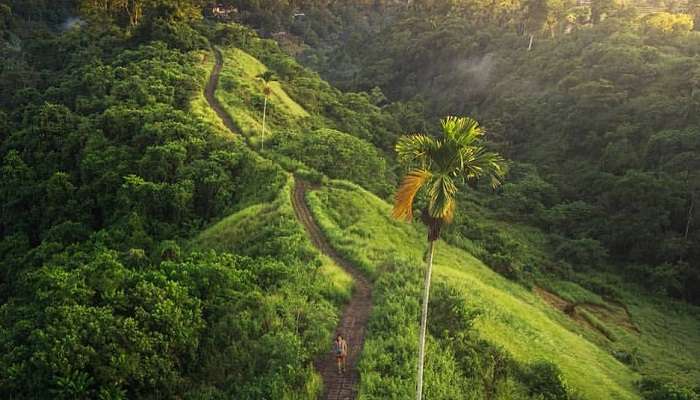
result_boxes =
[194,176,353,306]
[213,47,309,144]
[190,50,230,133]
[318,253,353,304]
[543,280,607,306]
[225,47,308,118]
[306,180,425,278]
[613,290,700,386]
[308,180,643,400]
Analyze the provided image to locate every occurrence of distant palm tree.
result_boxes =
[392,116,507,400]
[257,71,276,150]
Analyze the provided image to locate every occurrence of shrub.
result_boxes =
[554,237,608,267]
[638,378,699,400]
[612,348,643,369]
[429,282,481,339]
[521,361,569,400]
[296,167,325,184]
[269,128,389,195]
[482,252,523,282]
[147,19,209,51]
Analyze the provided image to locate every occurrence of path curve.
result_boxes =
[205,48,240,134]
[205,46,372,400]
[292,179,372,400]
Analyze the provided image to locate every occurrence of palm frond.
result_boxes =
[441,116,483,146]
[392,169,432,221]
[396,134,440,167]
[428,175,457,223]
[461,146,507,188]
[393,115,508,241]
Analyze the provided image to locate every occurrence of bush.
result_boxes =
[521,361,569,400]
[482,251,523,282]
[145,19,209,52]
[429,282,481,339]
[269,128,389,195]
[295,167,325,184]
[0,251,204,399]
[638,378,699,400]
[554,237,608,267]
[612,347,643,369]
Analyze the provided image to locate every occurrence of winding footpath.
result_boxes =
[204,47,373,400]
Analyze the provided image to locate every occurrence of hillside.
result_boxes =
[192,38,700,398]
[2,2,700,400]
[307,180,700,398]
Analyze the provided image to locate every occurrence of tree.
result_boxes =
[641,12,694,38]
[257,71,277,151]
[79,0,204,27]
[590,0,622,24]
[392,116,507,400]
[523,0,550,50]
[646,129,700,246]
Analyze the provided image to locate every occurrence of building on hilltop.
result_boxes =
[205,3,238,21]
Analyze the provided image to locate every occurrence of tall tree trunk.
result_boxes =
[261,95,268,151]
[685,193,694,240]
[416,240,436,400]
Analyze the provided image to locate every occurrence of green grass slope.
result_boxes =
[214,47,309,143]
[193,175,353,305]
[196,40,700,398]
[307,180,644,400]
[189,47,350,298]
[452,190,700,389]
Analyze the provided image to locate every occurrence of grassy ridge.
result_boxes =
[200,43,700,398]
[214,47,308,143]
[307,180,643,399]
[191,46,353,304]
[191,50,230,134]
[193,173,353,305]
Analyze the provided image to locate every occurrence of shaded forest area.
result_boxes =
[294,0,700,305]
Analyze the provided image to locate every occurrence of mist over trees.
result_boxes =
[2,0,700,398]
[293,0,700,304]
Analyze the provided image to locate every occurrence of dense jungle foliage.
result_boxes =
[0,2,340,398]
[2,0,700,399]
[297,0,700,305]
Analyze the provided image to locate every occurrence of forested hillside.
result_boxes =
[1,0,700,399]
[302,0,700,305]
[0,2,341,398]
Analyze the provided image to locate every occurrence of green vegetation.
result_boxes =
[0,4,347,398]
[208,39,398,195]
[310,1,700,306]
[214,47,309,140]
[3,1,700,399]
[308,180,700,399]
[193,174,353,302]
[391,116,507,399]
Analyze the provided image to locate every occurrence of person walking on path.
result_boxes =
[334,334,348,374]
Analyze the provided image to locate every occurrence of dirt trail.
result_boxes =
[292,179,372,400]
[205,47,372,400]
[205,48,240,134]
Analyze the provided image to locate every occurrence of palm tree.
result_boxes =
[257,71,276,150]
[392,116,507,400]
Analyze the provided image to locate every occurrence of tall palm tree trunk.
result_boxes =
[416,240,436,400]
[261,96,268,151]
[685,193,694,240]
